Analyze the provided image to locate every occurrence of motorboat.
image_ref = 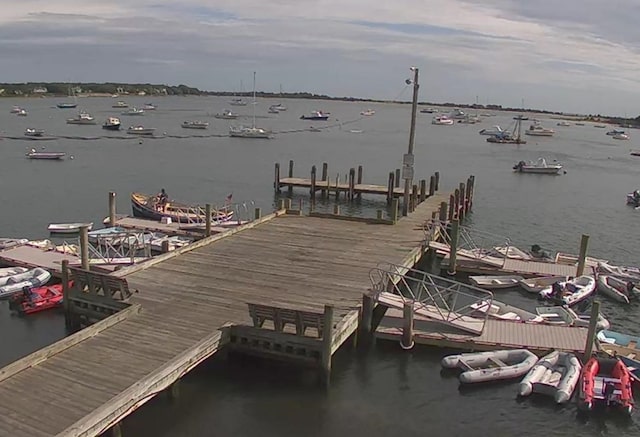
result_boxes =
[513,158,563,174]
[613,133,630,140]
[486,132,526,144]
[102,117,121,130]
[300,111,329,121]
[360,109,375,116]
[468,275,524,290]
[25,149,65,160]
[469,299,544,323]
[121,107,145,116]
[67,111,96,125]
[594,124,607,128]
[519,351,582,404]
[24,128,45,137]
[16,108,28,116]
[490,245,532,260]
[420,108,437,113]
[631,150,640,157]
[556,121,571,127]
[441,349,539,384]
[127,126,155,136]
[47,222,93,234]
[130,192,233,223]
[0,268,51,299]
[112,101,129,108]
[535,306,610,330]
[214,109,239,119]
[597,330,640,349]
[538,275,596,306]
[10,105,23,113]
[607,129,625,136]
[519,276,569,293]
[578,357,633,415]
[181,120,209,129]
[478,126,509,136]
[228,97,248,106]
[268,106,280,114]
[431,115,454,125]
[449,109,467,119]
[525,121,554,136]
[597,275,637,304]
[8,282,67,315]
[271,103,287,111]
[143,103,157,110]
[56,102,77,109]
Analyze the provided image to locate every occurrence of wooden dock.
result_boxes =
[0,245,116,277]
[0,189,452,437]
[109,216,241,238]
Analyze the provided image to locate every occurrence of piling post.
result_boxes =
[439,201,448,222]
[348,168,355,201]
[584,300,601,359]
[465,178,472,214]
[377,210,383,220]
[468,175,475,211]
[576,234,590,276]
[62,259,71,329]
[278,199,285,211]
[356,165,363,200]
[288,159,294,197]
[321,162,328,197]
[459,182,466,214]
[254,207,261,220]
[310,165,317,204]
[333,204,340,215]
[420,179,427,202]
[161,239,170,253]
[392,198,399,223]
[387,172,395,205]
[274,163,281,193]
[400,301,414,349]
[204,204,212,237]
[411,184,418,212]
[434,171,440,191]
[321,305,334,386]
[447,219,460,275]
[453,189,460,219]
[360,294,374,341]
[79,225,89,271]
[395,169,401,188]
[428,176,435,197]
[448,195,455,220]
[335,174,340,200]
[108,192,117,227]
[284,198,292,210]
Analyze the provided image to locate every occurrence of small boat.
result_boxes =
[181,121,209,129]
[16,108,28,116]
[618,356,640,384]
[143,103,157,110]
[24,128,45,137]
[519,351,582,403]
[112,101,129,108]
[597,262,640,281]
[469,299,544,323]
[10,105,23,114]
[420,108,437,113]
[539,275,596,306]
[56,102,77,109]
[0,267,29,277]
[360,109,375,116]
[67,111,96,125]
[613,133,630,140]
[597,330,640,349]
[431,115,454,125]
[102,117,121,130]
[575,122,585,126]
[556,121,571,127]
[478,126,509,136]
[121,108,145,116]
[8,282,68,315]
[228,97,248,106]
[469,275,524,289]
[214,109,239,119]
[0,268,52,299]
[300,111,329,121]
[131,192,233,223]
[268,106,280,114]
[607,129,625,136]
[229,126,273,139]
[536,305,610,330]
[593,124,607,128]
[513,158,563,174]
[47,222,93,234]
[127,126,155,136]
[597,275,637,304]
[441,349,539,384]
[519,276,569,293]
[525,122,554,136]
[25,149,65,160]
[578,356,633,415]
[631,150,640,157]
[88,226,128,245]
[271,103,287,111]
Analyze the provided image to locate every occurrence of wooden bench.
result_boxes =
[69,268,133,301]
[489,357,507,367]
[247,303,325,338]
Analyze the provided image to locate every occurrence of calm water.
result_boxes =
[1,96,639,436]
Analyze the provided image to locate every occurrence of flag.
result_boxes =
[225,193,233,203]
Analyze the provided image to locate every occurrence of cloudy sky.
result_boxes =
[2,0,639,115]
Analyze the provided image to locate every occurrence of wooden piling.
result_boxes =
[576,234,590,276]
[377,210,383,220]
[333,204,340,215]
[310,165,317,203]
[583,300,600,359]
[288,160,294,197]
[428,176,435,197]
[357,165,363,200]
[448,195,455,221]
[392,198,399,223]
[394,169,400,188]
[79,225,89,271]
[278,199,285,211]
[400,301,414,349]
[161,240,170,254]
[420,179,427,202]
[411,184,418,212]
[434,171,440,191]
[348,168,355,201]
[439,201,448,222]
[387,172,395,205]
[62,259,71,329]
[447,219,460,275]
[254,207,261,220]
[360,294,374,341]
[299,198,304,211]
[468,175,475,211]
[335,174,340,200]
[321,162,328,197]
[321,305,334,385]
[205,204,212,237]
[108,192,117,227]
[284,198,292,210]
[274,163,280,193]
[458,183,466,220]
[453,189,460,219]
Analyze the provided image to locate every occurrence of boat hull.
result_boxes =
[131,192,233,223]
[102,124,121,131]
[442,349,539,384]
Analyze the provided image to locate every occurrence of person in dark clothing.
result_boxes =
[157,188,168,212]
[551,281,562,299]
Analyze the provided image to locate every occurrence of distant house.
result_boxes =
[138,91,146,96]
[33,86,48,94]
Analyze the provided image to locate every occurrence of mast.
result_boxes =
[252,72,256,128]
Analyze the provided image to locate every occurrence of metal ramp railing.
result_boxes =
[62,230,154,265]
[369,262,494,335]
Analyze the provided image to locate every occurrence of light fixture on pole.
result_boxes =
[402,66,419,216]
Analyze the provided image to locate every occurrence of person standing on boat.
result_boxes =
[157,189,168,212]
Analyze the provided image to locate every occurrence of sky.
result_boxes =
[2,0,640,116]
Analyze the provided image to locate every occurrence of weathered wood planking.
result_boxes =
[0,192,447,437]
[279,177,406,195]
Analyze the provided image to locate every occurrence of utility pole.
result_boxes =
[402,67,420,216]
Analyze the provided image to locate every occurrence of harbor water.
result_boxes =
[1,96,639,436]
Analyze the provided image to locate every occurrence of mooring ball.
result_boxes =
[70,156,74,160]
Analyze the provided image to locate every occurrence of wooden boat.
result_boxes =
[441,349,539,384]
[470,299,544,323]
[0,268,51,299]
[469,275,524,289]
[131,192,233,223]
[597,275,637,304]
[519,276,569,293]
[538,275,596,306]
[519,351,582,403]
[578,357,633,415]
[48,222,93,234]
[8,282,68,315]
[535,305,610,330]
[26,149,65,160]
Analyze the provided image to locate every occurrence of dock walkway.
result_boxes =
[0,194,448,437]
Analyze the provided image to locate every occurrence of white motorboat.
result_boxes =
[127,126,155,136]
[214,109,239,119]
[360,109,375,116]
[469,275,524,289]
[181,120,209,129]
[519,276,569,293]
[24,128,45,137]
[0,268,52,298]
[449,109,467,119]
[613,133,630,140]
[143,103,157,110]
[539,275,596,306]
[513,158,563,174]
[47,222,93,234]
[112,101,129,108]
[16,108,28,116]
[525,122,554,136]
[442,349,539,384]
[102,117,121,130]
[10,105,23,114]
[556,121,571,127]
[606,129,625,136]
[535,306,610,330]
[67,111,96,125]
[597,275,638,304]
[432,115,454,125]
[271,103,287,111]
[470,299,544,323]
[519,350,582,404]
[121,108,145,116]
[479,126,509,136]
[228,97,248,106]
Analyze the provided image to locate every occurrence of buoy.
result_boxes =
[70,155,74,160]
[138,140,143,144]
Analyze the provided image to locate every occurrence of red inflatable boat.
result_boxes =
[8,282,70,315]
[579,356,634,415]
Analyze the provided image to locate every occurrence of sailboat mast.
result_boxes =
[252,71,256,128]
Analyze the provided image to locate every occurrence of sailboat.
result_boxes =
[229,72,273,139]
[486,115,527,144]
[56,85,78,109]
[228,80,248,106]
